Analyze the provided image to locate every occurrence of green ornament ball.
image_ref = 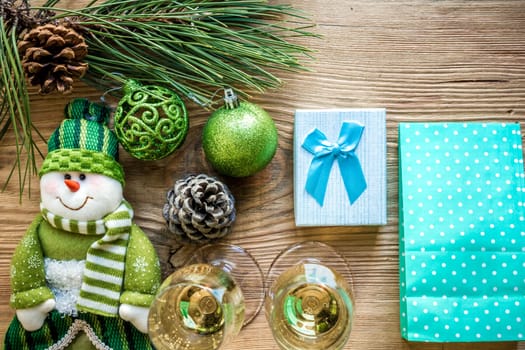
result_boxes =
[202,99,278,177]
[114,80,189,160]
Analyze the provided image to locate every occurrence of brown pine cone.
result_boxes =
[163,174,236,243]
[18,23,88,94]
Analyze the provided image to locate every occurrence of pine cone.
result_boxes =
[163,174,236,243]
[18,23,88,94]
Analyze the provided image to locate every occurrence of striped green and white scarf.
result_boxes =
[41,200,133,317]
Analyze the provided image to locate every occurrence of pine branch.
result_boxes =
[42,0,318,106]
[1,0,318,198]
[0,9,38,198]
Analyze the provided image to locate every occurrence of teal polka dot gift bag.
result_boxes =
[399,122,525,342]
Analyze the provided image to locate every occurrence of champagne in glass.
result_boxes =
[265,241,355,350]
[184,243,265,327]
[148,263,245,350]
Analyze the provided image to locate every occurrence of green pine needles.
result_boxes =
[1,0,46,198]
[0,0,317,198]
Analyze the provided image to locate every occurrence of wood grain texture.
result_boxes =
[1,1,525,349]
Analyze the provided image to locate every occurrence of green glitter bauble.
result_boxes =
[114,80,189,160]
[202,99,278,177]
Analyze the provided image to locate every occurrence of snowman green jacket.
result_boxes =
[9,214,161,312]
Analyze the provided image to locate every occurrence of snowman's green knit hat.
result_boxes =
[39,98,124,185]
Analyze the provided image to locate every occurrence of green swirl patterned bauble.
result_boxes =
[114,80,189,160]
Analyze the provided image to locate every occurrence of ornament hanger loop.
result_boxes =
[95,72,128,105]
[187,86,236,109]
[100,85,123,105]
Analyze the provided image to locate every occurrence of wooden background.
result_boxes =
[1,0,525,349]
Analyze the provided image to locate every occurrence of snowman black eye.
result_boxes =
[64,174,72,180]
[79,174,86,181]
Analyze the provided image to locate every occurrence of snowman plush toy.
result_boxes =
[4,99,161,349]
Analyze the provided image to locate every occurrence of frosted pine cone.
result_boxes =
[18,23,88,94]
[163,174,236,243]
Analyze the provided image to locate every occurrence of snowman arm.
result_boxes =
[10,215,55,310]
[119,226,161,334]
[120,225,161,308]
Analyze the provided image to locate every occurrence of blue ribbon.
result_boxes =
[302,121,367,206]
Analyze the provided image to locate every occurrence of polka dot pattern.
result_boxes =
[399,122,525,342]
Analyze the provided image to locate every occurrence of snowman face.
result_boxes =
[40,171,123,221]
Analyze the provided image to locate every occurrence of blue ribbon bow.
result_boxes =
[302,121,367,206]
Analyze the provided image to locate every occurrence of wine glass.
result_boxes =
[148,243,264,350]
[265,241,355,350]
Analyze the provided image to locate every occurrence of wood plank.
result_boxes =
[1,1,524,349]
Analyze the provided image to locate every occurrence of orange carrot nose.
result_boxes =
[64,179,80,192]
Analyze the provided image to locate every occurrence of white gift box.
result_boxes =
[293,108,387,226]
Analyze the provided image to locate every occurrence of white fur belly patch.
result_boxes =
[44,258,85,316]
